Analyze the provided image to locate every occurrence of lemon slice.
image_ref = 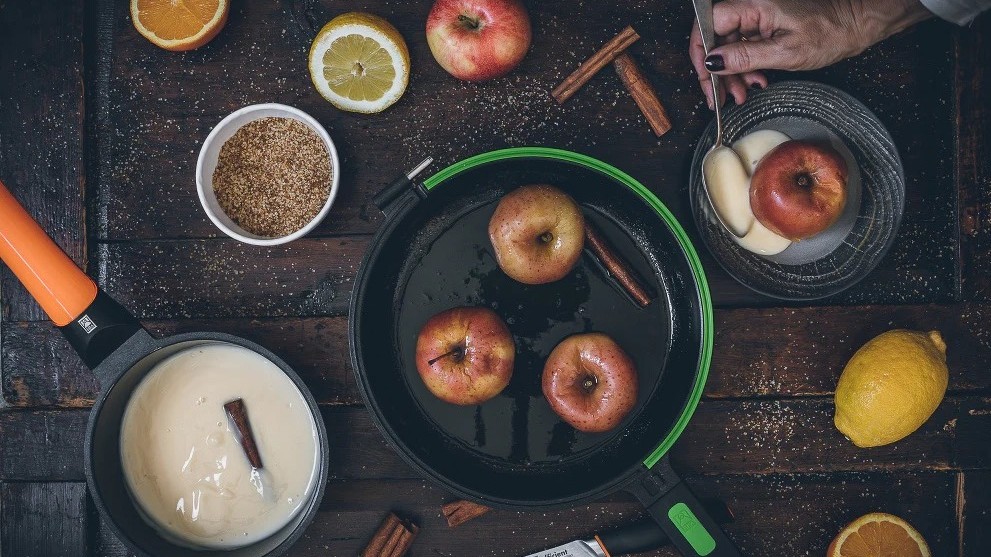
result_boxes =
[308,12,410,113]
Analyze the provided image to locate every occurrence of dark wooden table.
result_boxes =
[1,1,989,555]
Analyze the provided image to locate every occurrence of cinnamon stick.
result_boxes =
[223,398,263,469]
[585,222,652,307]
[552,26,640,104]
[613,52,672,137]
[360,512,419,557]
[441,499,491,528]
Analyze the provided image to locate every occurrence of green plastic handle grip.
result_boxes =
[628,459,742,557]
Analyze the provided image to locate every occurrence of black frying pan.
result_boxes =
[350,148,741,556]
[0,180,329,557]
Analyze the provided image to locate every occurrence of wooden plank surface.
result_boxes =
[0,0,986,555]
[6,303,989,408]
[89,472,958,557]
[0,1,87,322]
[87,235,951,331]
[83,0,959,308]
[97,238,366,319]
[960,471,991,556]
[0,482,89,557]
[3,397,987,483]
[957,17,991,300]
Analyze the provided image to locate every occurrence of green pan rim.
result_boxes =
[422,146,712,469]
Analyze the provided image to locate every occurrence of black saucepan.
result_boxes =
[350,148,742,556]
[0,180,329,557]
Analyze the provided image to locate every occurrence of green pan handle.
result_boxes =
[628,458,742,557]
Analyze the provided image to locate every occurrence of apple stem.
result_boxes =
[428,346,466,366]
[538,231,554,244]
[457,14,481,31]
[796,173,813,189]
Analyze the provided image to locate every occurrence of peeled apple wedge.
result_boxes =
[703,146,753,237]
[732,129,790,175]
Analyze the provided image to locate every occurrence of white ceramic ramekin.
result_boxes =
[196,103,340,246]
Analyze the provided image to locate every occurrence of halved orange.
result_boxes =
[827,513,931,557]
[130,0,229,52]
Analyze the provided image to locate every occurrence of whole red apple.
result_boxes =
[426,0,532,82]
[542,333,638,433]
[415,306,515,405]
[488,184,585,285]
[750,140,849,241]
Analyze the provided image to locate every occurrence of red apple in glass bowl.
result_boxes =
[415,306,515,405]
[750,139,849,241]
[425,0,532,82]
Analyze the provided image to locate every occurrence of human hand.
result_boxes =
[689,0,932,108]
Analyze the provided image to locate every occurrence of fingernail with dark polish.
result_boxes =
[704,55,724,72]
[750,83,764,90]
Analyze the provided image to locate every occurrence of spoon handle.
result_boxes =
[711,76,724,145]
[692,0,724,145]
[692,0,716,53]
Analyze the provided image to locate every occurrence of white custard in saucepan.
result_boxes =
[120,343,319,550]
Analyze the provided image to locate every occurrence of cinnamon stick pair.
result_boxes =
[552,26,641,104]
[361,513,419,557]
[359,502,488,557]
[552,26,672,137]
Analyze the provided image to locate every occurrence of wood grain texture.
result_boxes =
[956,17,991,301]
[0,1,87,322]
[79,231,969,333]
[707,302,991,398]
[97,237,368,319]
[1,317,350,408]
[6,303,990,408]
[3,398,988,483]
[960,471,991,556]
[800,22,958,306]
[91,472,959,557]
[0,410,88,481]
[83,1,959,306]
[0,0,983,554]
[0,482,88,557]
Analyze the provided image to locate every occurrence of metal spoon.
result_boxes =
[692,0,745,238]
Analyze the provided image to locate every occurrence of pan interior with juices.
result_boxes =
[355,155,705,506]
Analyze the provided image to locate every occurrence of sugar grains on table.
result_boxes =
[213,117,331,237]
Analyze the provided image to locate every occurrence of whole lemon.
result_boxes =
[834,330,948,448]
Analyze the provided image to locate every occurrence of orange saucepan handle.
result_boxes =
[0,179,97,326]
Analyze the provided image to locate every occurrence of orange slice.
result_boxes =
[130,0,229,52]
[827,513,931,557]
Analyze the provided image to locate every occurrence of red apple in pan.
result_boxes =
[542,333,638,433]
[488,184,585,285]
[749,140,849,241]
[426,0,532,82]
[415,306,515,405]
